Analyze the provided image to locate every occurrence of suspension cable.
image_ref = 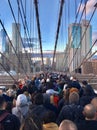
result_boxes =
[19,0,31,43]
[64,0,88,68]
[17,0,33,60]
[34,0,44,69]
[0,19,28,76]
[17,0,32,65]
[8,0,32,69]
[0,62,16,81]
[52,0,64,68]
[77,39,97,83]
[68,4,97,69]
[77,39,97,69]
[30,0,33,38]
[63,0,84,68]
[0,52,19,71]
[63,0,84,70]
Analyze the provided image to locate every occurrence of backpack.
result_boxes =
[0,112,9,130]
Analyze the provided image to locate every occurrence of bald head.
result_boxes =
[59,120,77,130]
[91,97,97,111]
[83,104,96,120]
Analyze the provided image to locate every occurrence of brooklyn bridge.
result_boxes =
[0,0,97,88]
[1,1,97,130]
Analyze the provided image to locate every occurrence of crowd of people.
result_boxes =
[0,72,97,130]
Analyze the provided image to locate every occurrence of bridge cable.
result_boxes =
[63,0,88,68]
[62,0,84,69]
[0,62,16,82]
[34,0,44,69]
[17,0,33,64]
[0,19,28,77]
[19,0,33,50]
[0,47,30,77]
[75,39,97,70]
[8,0,32,70]
[52,0,64,68]
[68,3,97,70]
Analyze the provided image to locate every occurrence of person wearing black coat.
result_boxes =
[77,104,97,130]
[29,93,49,122]
[56,92,84,125]
[0,95,20,130]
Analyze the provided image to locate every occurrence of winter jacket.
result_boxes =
[56,104,84,125]
[0,110,20,130]
[77,120,97,130]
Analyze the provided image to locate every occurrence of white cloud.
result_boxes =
[79,0,97,15]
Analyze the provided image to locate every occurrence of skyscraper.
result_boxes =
[68,20,92,72]
[0,29,7,53]
[12,23,22,53]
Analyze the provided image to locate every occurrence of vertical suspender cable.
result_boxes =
[0,19,28,76]
[68,4,97,69]
[34,0,44,70]
[85,1,87,60]
[30,0,32,39]
[17,0,33,66]
[64,0,83,68]
[52,0,64,68]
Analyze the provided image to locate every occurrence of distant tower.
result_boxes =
[12,23,22,53]
[68,20,92,72]
[0,29,7,53]
[68,23,81,72]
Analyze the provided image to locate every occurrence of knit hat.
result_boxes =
[16,94,28,107]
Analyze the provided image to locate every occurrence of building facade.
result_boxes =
[68,20,92,73]
[56,52,65,71]
[81,20,92,60]
[12,23,22,53]
[0,29,8,53]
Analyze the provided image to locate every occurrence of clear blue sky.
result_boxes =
[0,0,97,52]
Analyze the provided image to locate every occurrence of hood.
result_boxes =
[16,94,28,107]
